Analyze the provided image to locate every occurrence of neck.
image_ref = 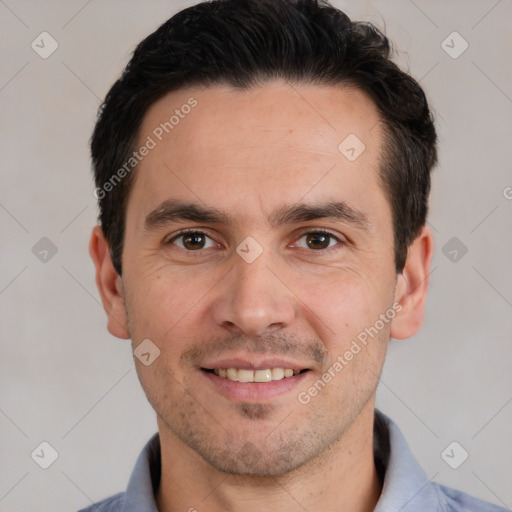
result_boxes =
[156,404,382,512]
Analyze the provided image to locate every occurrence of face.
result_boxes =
[93,81,427,476]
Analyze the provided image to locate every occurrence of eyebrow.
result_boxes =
[144,199,372,233]
[144,200,229,230]
[268,202,371,231]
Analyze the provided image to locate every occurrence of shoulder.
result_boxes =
[76,492,125,512]
[435,482,508,512]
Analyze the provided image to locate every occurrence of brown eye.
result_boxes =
[294,231,341,250]
[182,232,205,250]
[170,231,216,250]
[306,233,331,249]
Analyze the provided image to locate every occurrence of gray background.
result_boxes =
[1,1,511,510]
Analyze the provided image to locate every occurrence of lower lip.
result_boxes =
[202,370,310,402]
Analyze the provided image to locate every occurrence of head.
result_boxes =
[90,0,436,477]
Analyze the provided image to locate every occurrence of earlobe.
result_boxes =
[89,225,131,339]
[390,226,434,340]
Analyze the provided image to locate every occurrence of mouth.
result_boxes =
[200,360,312,402]
[202,367,309,383]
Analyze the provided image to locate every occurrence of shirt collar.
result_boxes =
[373,410,443,511]
[121,409,443,512]
[122,431,160,512]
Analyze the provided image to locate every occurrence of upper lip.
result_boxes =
[201,356,311,371]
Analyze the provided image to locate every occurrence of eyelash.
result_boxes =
[165,228,345,252]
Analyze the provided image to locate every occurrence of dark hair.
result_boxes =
[91,0,437,275]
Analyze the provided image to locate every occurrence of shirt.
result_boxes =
[78,410,508,511]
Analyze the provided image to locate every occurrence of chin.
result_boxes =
[192,429,324,477]
[203,448,302,477]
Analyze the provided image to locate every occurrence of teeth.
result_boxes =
[272,367,284,380]
[254,369,272,382]
[212,368,301,382]
[237,369,254,383]
[226,368,238,381]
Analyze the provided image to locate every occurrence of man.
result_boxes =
[84,0,506,510]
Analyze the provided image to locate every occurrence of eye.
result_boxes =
[168,231,218,251]
[293,230,342,250]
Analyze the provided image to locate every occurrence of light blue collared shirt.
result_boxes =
[78,410,508,511]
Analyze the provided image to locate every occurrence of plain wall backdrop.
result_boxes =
[1,1,511,511]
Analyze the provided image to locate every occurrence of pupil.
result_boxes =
[184,233,204,249]
[307,233,329,249]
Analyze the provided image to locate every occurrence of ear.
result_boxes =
[390,225,434,340]
[89,225,130,339]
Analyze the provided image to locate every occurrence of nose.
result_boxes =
[211,252,296,337]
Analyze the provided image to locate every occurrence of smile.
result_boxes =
[201,363,311,401]
[210,368,305,383]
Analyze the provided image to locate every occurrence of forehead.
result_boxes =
[128,81,387,227]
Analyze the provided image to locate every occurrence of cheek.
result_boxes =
[295,268,391,345]
[123,272,179,343]
[126,268,195,317]
[135,361,187,419]
[124,268,221,351]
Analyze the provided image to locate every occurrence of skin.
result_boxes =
[90,80,433,512]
